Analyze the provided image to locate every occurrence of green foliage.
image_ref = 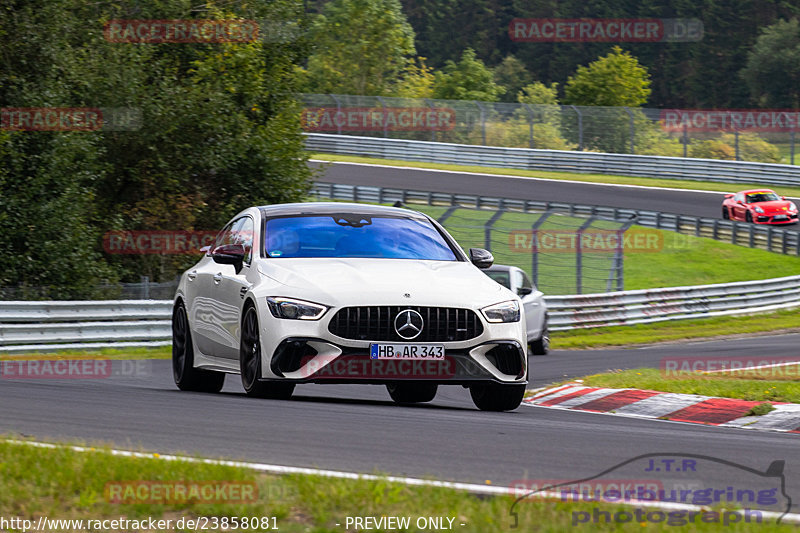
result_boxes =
[741,18,800,107]
[690,133,780,163]
[303,0,416,96]
[432,49,505,101]
[564,46,651,107]
[517,82,559,106]
[0,0,312,290]
[394,57,436,98]
[492,55,532,103]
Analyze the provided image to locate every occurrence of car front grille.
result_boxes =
[328,306,483,342]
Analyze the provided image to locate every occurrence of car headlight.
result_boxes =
[789,202,798,212]
[754,206,764,213]
[267,297,328,320]
[481,300,520,323]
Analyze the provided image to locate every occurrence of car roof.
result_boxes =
[257,202,429,218]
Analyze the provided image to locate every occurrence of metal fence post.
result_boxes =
[475,101,487,145]
[377,96,387,138]
[624,107,634,154]
[330,94,342,135]
[570,105,583,151]
[140,276,150,299]
[523,103,535,149]
[530,212,554,287]
[682,125,688,158]
[735,131,740,161]
[425,98,436,142]
[576,218,594,294]
[484,209,505,252]
[792,131,796,166]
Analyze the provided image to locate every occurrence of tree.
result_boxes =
[564,46,651,107]
[395,57,436,98]
[493,55,533,102]
[741,19,800,107]
[432,48,505,101]
[0,0,313,291]
[303,0,416,95]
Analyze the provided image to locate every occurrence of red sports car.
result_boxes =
[721,189,798,225]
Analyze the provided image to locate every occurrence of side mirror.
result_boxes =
[782,196,786,200]
[469,248,494,269]
[211,243,246,267]
[200,245,211,254]
[724,194,734,199]
[517,287,533,296]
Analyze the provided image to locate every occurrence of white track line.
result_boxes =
[6,439,800,524]
[312,159,800,199]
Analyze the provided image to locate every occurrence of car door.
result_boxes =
[213,216,256,359]
[733,193,746,220]
[188,221,235,356]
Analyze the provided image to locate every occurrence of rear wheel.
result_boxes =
[470,383,525,411]
[240,306,295,399]
[722,207,729,220]
[386,382,438,404]
[172,302,225,393]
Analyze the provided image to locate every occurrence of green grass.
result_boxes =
[400,204,800,295]
[310,153,800,198]
[1,439,794,532]
[0,346,170,361]
[550,308,800,349]
[577,368,800,404]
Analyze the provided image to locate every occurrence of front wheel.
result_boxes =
[529,316,550,356]
[470,383,525,411]
[386,382,438,404]
[240,306,295,400]
[746,211,753,223]
[722,207,729,220]
[172,302,225,393]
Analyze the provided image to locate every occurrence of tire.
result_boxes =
[240,305,295,399]
[386,382,438,404]
[529,315,550,356]
[172,302,225,393]
[470,383,526,411]
[746,211,753,223]
[722,207,729,220]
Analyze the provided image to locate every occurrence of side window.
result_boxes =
[520,271,534,292]
[214,221,236,249]
[734,193,743,203]
[234,217,254,263]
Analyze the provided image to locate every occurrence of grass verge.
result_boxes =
[550,308,800,349]
[1,439,793,532]
[310,153,800,198]
[0,346,171,361]
[576,367,800,404]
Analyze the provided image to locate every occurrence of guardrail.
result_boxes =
[311,182,800,255]
[306,133,800,187]
[2,276,799,352]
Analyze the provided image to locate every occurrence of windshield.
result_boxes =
[746,192,780,203]
[484,270,511,289]
[264,214,458,260]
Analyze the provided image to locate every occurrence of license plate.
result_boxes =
[370,343,445,360]
[774,215,788,220]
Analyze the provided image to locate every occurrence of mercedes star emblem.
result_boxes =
[394,309,424,340]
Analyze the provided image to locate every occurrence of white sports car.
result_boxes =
[172,202,529,411]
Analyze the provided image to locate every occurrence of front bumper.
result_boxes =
[264,337,528,385]
[754,213,798,224]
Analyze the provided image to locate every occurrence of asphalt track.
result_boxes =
[3,162,800,519]
[2,334,799,515]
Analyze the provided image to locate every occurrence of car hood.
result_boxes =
[751,201,793,214]
[257,258,512,308]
